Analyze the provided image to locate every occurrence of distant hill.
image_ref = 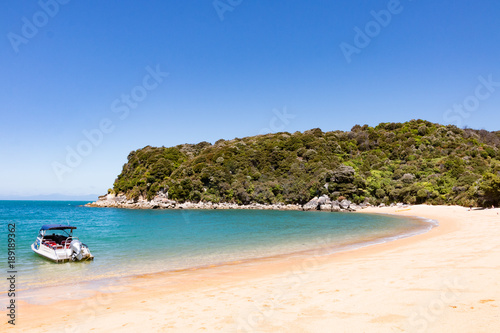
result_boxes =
[0,194,99,201]
[109,120,500,207]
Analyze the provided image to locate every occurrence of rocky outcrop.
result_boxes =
[319,204,331,211]
[85,193,303,211]
[300,195,363,212]
[339,199,351,210]
[332,165,355,183]
[318,195,332,211]
[331,200,341,212]
[303,196,320,211]
[302,195,341,211]
[85,191,369,212]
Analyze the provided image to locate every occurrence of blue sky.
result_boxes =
[1,0,499,198]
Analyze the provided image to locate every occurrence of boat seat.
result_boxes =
[44,241,58,248]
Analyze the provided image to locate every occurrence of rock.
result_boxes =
[339,199,351,210]
[319,204,331,211]
[303,197,319,211]
[87,192,354,213]
[114,195,127,203]
[317,194,331,205]
[331,200,341,212]
[283,204,302,211]
[332,165,356,183]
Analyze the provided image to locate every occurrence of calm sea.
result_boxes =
[0,201,435,291]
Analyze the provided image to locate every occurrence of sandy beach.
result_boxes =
[4,205,500,332]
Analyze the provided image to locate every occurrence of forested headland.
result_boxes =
[109,120,500,207]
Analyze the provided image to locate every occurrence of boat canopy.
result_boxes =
[40,224,77,231]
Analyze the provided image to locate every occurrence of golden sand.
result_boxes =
[3,205,500,332]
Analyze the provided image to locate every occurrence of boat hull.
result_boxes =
[31,242,94,263]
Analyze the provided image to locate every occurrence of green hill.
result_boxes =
[111,120,500,207]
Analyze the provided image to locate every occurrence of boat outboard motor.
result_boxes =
[70,239,83,261]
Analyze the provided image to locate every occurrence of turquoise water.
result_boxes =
[0,201,433,290]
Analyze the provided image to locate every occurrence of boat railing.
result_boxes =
[42,236,79,259]
[61,236,80,248]
[53,236,79,262]
[54,246,60,261]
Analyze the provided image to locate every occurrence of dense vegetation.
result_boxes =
[112,120,500,207]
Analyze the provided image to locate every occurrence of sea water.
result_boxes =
[0,201,435,291]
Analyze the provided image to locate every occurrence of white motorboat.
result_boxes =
[31,224,94,263]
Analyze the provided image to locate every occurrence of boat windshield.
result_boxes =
[40,228,73,241]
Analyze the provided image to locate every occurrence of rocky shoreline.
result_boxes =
[86,193,408,212]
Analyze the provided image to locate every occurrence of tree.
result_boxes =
[109,120,500,207]
[479,173,500,206]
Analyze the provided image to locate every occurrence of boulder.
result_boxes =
[283,204,302,211]
[339,199,351,210]
[303,197,319,211]
[317,194,331,205]
[319,204,331,211]
[332,165,356,183]
[114,195,127,203]
[331,200,341,212]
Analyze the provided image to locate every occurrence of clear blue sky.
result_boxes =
[1,0,499,197]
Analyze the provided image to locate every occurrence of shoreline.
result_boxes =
[85,192,404,212]
[3,213,433,298]
[4,205,500,332]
